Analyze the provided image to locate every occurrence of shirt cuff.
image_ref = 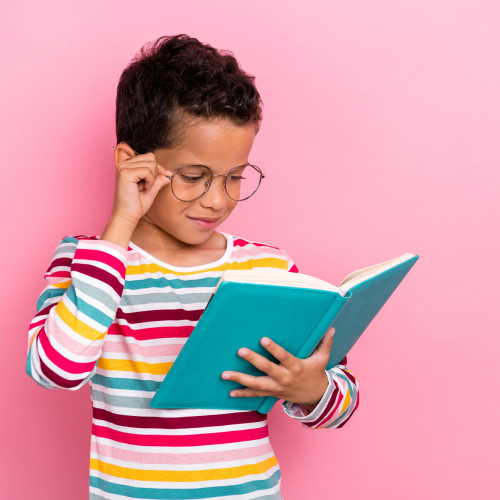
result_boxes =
[282,370,337,423]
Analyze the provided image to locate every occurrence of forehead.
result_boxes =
[156,117,256,171]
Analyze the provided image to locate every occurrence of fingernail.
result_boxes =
[221,372,230,379]
[261,338,270,346]
[230,391,237,397]
[239,348,248,356]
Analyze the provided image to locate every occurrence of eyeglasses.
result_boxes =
[168,164,265,202]
[112,143,264,202]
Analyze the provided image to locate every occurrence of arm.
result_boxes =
[27,144,172,390]
[26,236,128,389]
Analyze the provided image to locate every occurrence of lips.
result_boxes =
[189,217,220,222]
[187,216,221,229]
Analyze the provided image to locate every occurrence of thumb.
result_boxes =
[313,327,335,360]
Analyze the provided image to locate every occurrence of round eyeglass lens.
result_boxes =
[225,164,263,201]
[171,165,212,202]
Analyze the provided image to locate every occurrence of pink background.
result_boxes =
[1,1,499,498]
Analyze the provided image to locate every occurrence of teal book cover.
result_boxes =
[150,254,418,413]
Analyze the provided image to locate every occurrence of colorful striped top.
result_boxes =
[26,233,360,499]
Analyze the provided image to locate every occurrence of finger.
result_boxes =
[236,347,282,378]
[229,387,278,398]
[221,370,279,395]
[119,166,156,190]
[259,337,295,366]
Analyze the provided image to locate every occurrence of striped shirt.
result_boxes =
[26,233,359,499]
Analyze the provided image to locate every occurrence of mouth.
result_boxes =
[187,216,221,229]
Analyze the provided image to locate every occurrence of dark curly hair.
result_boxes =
[115,34,263,154]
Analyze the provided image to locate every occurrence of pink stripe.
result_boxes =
[37,326,96,374]
[91,441,273,465]
[92,424,269,447]
[74,249,126,274]
[230,245,286,260]
[101,340,184,357]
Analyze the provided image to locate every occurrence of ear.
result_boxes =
[113,142,137,167]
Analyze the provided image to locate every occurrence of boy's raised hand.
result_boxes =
[221,327,336,414]
[101,144,172,248]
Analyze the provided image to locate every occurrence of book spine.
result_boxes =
[257,293,349,414]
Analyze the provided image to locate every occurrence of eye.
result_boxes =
[227,175,245,182]
[179,174,204,183]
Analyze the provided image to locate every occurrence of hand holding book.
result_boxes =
[221,327,335,412]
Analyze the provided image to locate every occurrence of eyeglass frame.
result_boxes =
[112,143,265,202]
[167,163,265,202]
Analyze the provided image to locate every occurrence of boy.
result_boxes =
[27,34,359,499]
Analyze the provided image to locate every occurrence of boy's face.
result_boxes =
[145,117,257,248]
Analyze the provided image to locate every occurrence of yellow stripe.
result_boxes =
[126,258,288,276]
[97,357,173,375]
[56,300,105,341]
[340,390,352,413]
[90,456,278,482]
[54,280,71,289]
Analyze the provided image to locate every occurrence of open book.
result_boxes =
[150,253,419,413]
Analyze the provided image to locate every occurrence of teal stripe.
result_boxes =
[121,290,212,306]
[65,286,114,327]
[69,278,117,311]
[52,236,79,255]
[36,287,66,313]
[125,277,220,291]
[91,374,160,392]
[91,389,153,409]
[89,469,281,499]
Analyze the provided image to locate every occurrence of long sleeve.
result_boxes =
[26,236,128,390]
[282,356,360,429]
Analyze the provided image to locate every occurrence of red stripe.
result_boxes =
[304,385,341,428]
[92,407,266,430]
[232,238,280,250]
[46,257,73,274]
[39,356,86,388]
[107,323,194,340]
[336,390,360,428]
[74,249,126,275]
[115,308,202,324]
[70,263,124,296]
[92,423,268,447]
[38,326,96,374]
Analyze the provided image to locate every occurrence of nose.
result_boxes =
[199,175,230,210]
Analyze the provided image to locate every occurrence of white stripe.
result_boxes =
[118,301,207,313]
[123,286,215,296]
[104,335,187,347]
[93,368,165,382]
[90,400,257,418]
